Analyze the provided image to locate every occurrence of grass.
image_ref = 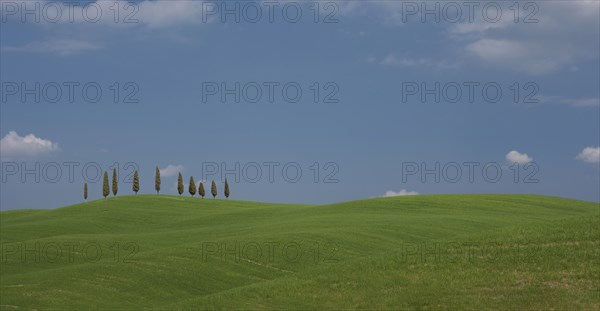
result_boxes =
[0,194,598,310]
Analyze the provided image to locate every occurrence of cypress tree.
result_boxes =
[177,173,184,196]
[102,171,110,198]
[84,182,88,201]
[199,182,205,199]
[211,180,217,199]
[133,170,139,194]
[224,179,230,199]
[189,176,197,196]
[112,168,118,196]
[155,166,161,195]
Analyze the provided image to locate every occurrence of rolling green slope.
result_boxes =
[1,194,598,310]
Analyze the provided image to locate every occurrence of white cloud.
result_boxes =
[449,19,514,36]
[136,0,209,28]
[159,164,184,177]
[378,54,459,70]
[1,39,101,56]
[538,96,600,108]
[465,39,566,75]
[506,150,533,164]
[461,1,599,75]
[380,55,431,67]
[576,147,600,164]
[383,189,419,197]
[0,131,59,157]
[363,1,599,76]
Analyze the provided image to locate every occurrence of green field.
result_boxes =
[1,194,598,310]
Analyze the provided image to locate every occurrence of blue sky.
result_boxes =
[1,0,599,210]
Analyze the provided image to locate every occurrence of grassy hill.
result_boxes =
[1,194,598,310]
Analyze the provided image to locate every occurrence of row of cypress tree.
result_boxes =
[83,167,230,200]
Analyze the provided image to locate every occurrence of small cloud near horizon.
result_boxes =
[382,189,419,197]
[159,164,184,177]
[576,147,600,163]
[506,150,533,164]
